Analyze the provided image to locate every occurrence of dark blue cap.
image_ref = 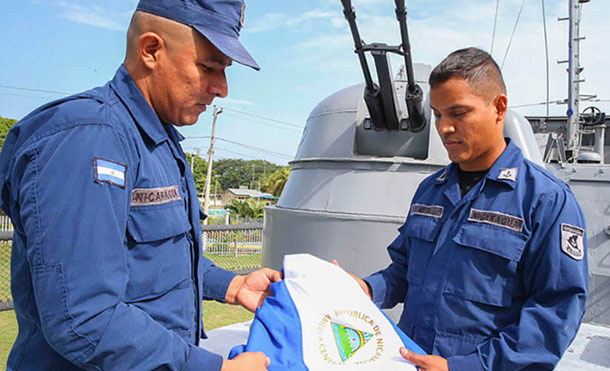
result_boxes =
[136,0,259,70]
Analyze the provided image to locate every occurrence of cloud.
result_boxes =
[245,9,335,33]
[283,0,609,116]
[56,2,132,31]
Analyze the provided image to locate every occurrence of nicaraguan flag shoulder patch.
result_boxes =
[94,157,127,188]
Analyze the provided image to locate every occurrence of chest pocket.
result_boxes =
[444,223,527,307]
[127,202,191,243]
[125,201,193,301]
[404,214,442,285]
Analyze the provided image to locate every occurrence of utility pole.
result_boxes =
[203,106,222,224]
[190,147,201,174]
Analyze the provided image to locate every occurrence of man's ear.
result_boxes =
[139,32,165,70]
[493,94,508,123]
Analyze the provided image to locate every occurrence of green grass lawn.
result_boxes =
[204,253,261,272]
[0,310,17,367]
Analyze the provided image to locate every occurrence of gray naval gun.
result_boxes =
[262,0,610,367]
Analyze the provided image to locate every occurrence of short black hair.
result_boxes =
[429,47,506,100]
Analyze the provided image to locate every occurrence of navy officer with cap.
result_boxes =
[347,48,588,370]
[0,1,280,370]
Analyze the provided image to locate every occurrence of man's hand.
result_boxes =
[400,347,448,371]
[331,260,372,299]
[221,352,270,371]
[225,268,282,312]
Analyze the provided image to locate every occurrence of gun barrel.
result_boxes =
[341,0,375,90]
[394,0,417,92]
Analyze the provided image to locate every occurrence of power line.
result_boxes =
[185,136,293,160]
[491,0,500,54]
[222,112,302,133]
[222,107,303,129]
[509,98,609,109]
[215,137,293,160]
[501,0,527,69]
[0,92,56,100]
[0,85,70,95]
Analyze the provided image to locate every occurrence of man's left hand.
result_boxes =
[225,268,283,312]
[400,347,448,371]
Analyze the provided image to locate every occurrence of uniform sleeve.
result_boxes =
[16,124,223,371]
[364,227,410,309]
[448,188,588,370]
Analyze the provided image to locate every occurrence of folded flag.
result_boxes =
[230,254,426,370]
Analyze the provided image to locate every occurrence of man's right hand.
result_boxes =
[331,260,373,299]
[221,352,270,371]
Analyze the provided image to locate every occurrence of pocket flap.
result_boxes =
[453,222,527,261]
[127,203,191,243]
[402,214,442,242]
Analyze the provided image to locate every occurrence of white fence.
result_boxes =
[0,215,12,232]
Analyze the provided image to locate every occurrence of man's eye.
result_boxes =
[199,64,212,71]
[452,111,466,118]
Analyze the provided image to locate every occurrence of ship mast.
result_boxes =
[562,0,587,155]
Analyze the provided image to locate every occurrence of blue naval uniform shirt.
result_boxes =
[0,65,235,370]
[365,140,588,370]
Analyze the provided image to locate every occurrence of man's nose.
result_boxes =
[436,116,455,136]
[208,73,228,98]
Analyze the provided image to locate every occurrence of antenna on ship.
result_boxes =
[557,0,605,162]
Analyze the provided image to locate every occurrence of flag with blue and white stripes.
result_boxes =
[94,158,127,188]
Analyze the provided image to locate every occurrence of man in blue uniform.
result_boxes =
[352,48,588,370]
[0,1,280,370]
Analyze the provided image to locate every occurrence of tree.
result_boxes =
[263,167,291,197]
[224,198,264,219]
[0,116,18,152]
[214,159,282,191]
[185,153,208,195]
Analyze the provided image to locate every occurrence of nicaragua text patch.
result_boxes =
[561,223,585,260]
[411,204,444,218]
[131,185,181,206]
[94,158,127,188]
[468,209,524,232]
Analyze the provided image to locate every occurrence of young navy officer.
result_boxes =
[351,48,588,370]
[0,1,280,370]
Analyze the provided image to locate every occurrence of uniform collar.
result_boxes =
[483,139,523,189]
[110,65,170,146]
[434,138,523,189]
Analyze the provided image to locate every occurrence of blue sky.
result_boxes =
[1,0,608,165]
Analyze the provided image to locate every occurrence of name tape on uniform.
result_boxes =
[94,158,127,188]
[411,204,444,218]
[468,209,524,232]
[131,185,181,206]
[561,223,585,260]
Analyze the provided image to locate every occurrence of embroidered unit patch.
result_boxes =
[411,204,444,218]
[468,209,524,232]
[94,158,127,188]
[561,223,585,260]
[498,168,518,182]
[131,185,181,206]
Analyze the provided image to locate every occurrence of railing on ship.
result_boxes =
[0,224,263,312]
